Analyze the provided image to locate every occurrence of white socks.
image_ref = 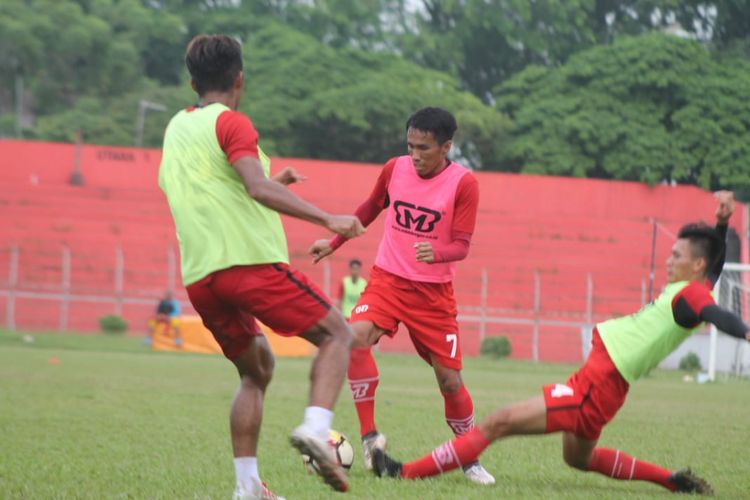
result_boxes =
[234,456,259,491]
[303,406,333,440]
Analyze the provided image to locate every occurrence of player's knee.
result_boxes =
[236,352,274,390]
[241,366,272,391]
[562,449,589,470]
[350,321,376,349]
[436,373,462,394]
[480,407,513,441]
[324,311,353,348]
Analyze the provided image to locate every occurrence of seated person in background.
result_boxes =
[146,291,183,347]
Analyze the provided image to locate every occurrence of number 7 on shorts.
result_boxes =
[446,333,457,358]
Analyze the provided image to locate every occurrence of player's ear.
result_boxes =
[693,256,707,275]
[234,72,244,90]
[441,139,452,156]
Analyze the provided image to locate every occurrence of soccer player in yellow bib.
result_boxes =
[373,191,749,495]
[159,35,365,499]
[338,259,368,320]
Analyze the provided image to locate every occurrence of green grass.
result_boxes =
[0,331,748,499]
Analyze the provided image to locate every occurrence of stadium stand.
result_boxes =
[1,139,746,362]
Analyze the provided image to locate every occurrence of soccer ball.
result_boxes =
[302,429,354,473]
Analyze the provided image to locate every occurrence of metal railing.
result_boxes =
[1,244,650,363]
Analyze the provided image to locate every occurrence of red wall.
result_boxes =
[1,140,746,363]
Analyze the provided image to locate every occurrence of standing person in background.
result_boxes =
[339,259,367,320]
[159,34,364,500]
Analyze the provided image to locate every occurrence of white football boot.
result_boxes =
[463,462,496,485]
[361,431,388,471]
[232,479,285,500]
[290,425,349,492]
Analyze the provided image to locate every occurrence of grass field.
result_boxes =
[0,331,748,499]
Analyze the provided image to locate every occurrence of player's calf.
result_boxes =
[585,448,689,493]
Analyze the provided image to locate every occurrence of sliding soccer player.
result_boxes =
[373,191,747,495]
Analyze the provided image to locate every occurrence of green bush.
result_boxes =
[678,352,702,372]
[480,336,512,359]
[99,315,128,334]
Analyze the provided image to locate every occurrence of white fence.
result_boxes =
[2,244,745,374]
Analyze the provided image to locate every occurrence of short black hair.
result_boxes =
[678,223,723,269]
[405,107,457,144]
[185,35,243,96]
[349,259,362,268]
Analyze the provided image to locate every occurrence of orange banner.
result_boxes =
[152,315,314,357]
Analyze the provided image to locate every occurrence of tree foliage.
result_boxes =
[0,0,507,168]
[2,0,750,188]
[494,33,750,190]
[242,23,509,165]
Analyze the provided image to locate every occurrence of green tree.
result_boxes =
[494,33,750,190]
[400,0,685,100]
[242,23,509,167]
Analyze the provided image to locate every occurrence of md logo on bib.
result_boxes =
[393,200,441,233]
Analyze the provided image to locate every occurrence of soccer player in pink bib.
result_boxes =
[309,107,494,485]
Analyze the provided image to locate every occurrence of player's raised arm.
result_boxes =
[232,156,364,239]
[708,190,734,285]
[700,305,750,341]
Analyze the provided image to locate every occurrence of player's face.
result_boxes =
[667,239,705,283]
[407,128,451,178]
[350,264,361,279]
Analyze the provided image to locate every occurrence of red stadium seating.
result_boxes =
[1,139,746,363]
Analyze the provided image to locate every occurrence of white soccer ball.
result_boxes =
[302,429,354,473]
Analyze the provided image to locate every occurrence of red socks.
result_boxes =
[347,347,379,437]
[402,428,491,479]
[587,448,675,491]
[401,385,478,479]
[443,385,475,436]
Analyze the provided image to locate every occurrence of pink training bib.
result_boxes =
[374,155,470,283]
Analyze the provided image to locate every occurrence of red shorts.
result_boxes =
[350,266,462,370]
[543,329,629,441]
[186,263,330,360]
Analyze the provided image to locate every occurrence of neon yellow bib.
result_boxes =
[598,281,704,384]
[341,276,367,318]
[159,103,288,285]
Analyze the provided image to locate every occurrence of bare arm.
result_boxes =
[232,156,364,238]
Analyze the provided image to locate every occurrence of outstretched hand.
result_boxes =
[272,167,307,186]
[714,190,735,224]
[309,239,334,264]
